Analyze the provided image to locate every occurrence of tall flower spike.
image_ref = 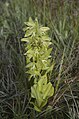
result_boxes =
[21,18,54,112]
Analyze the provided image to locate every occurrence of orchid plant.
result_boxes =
[21,18,54,112]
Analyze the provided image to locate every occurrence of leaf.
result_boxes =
[30,102,41,112]
[40,99,47,108]
[34,104,41,112]
[26,62,34,68]
[40,27,50,32]
[46,62,55,73]
[31,84,37,98]
[38,76,47,92]
[24,30,33,37]
[43,82,54,99]
[42,36,51,41]
[36,95,43,107]
[21,38,29,42]
[24,17,35,27]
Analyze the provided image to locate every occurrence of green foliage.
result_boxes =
[0,0,79,118]
[21,18,54,80]
[21,17,54,111]
[31,75,54,112]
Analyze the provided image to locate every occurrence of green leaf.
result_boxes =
[24,17,35,27]
[46,62,55,73]
[24,30,33,37]
[40,27,50,32]
[40,99,47,108]
[43,82,54,99]
[26,62,35,68]
[34,104,41,112]
[31,84,37,98]
[30,102,41,112]
[21,38,29,42]
[42,36,51,41]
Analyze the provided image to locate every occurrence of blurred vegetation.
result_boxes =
[0,0,79,119]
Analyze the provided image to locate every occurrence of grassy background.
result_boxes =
[0,0,79,119]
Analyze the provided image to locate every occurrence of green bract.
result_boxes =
[21,18,54,112]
